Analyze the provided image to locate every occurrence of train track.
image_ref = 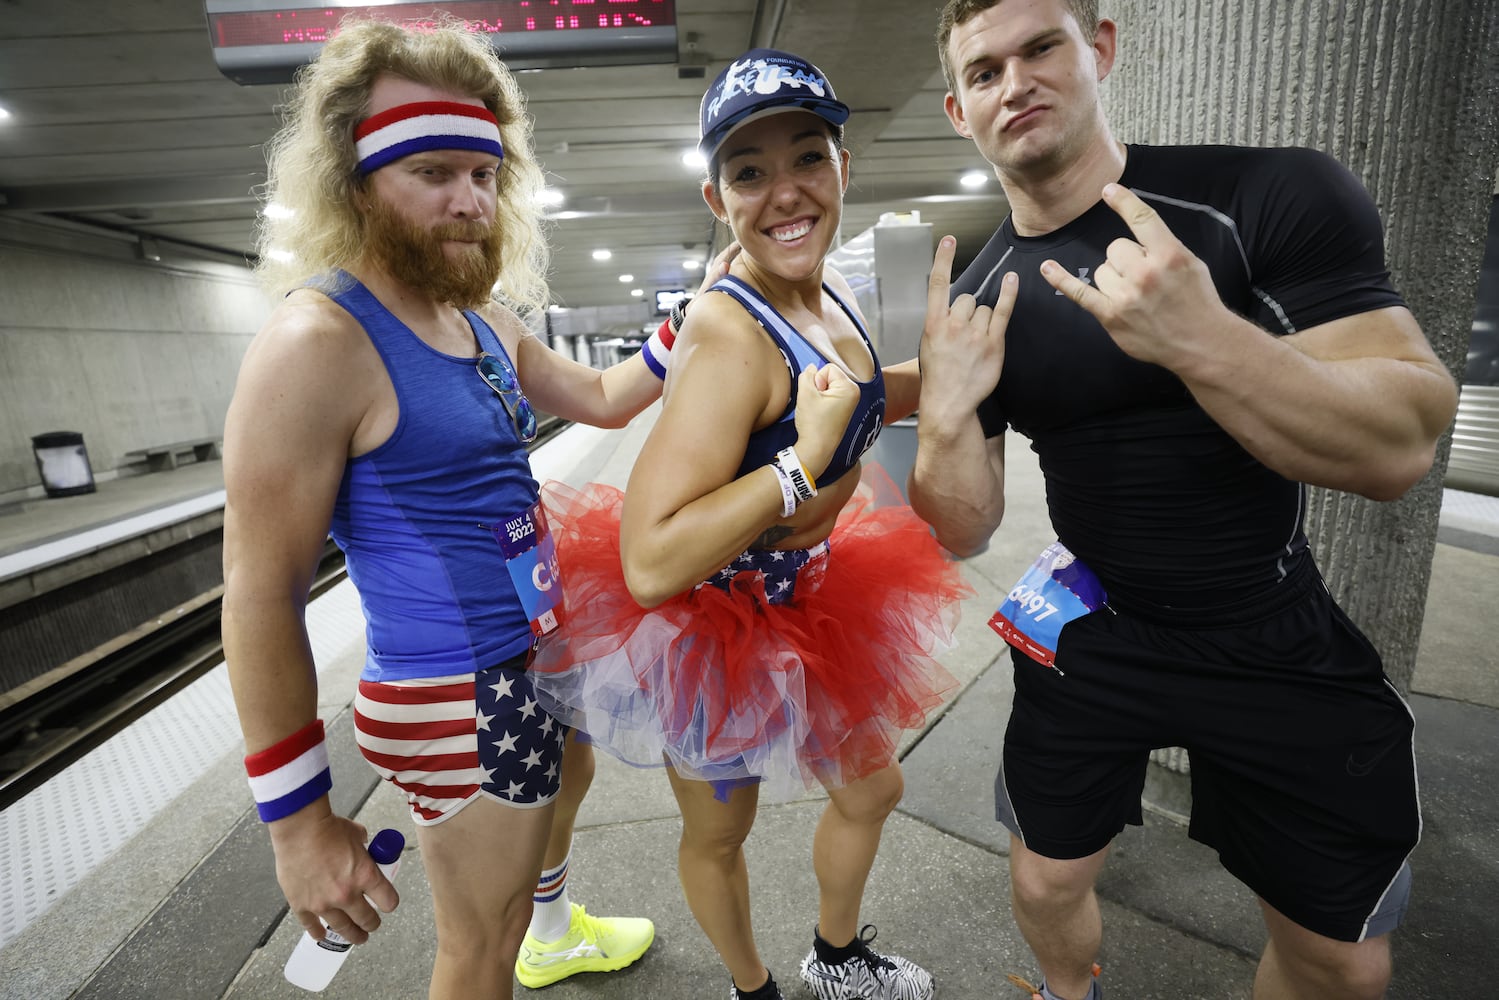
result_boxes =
[0,543,348,812]
[0,416,569,811]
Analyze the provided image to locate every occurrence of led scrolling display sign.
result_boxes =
[205,0,678,85]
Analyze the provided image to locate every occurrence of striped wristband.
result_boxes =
[244,719,332,822]
[640,317,676,379]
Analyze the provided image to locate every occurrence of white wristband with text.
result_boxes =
[774,446,817,504]
[770,464,798,518]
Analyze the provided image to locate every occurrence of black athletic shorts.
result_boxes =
[995,562,1420,942]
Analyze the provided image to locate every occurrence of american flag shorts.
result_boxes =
[353,653,568,825]
[696,539,829,606]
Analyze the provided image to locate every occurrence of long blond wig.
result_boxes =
[254,17,550,314]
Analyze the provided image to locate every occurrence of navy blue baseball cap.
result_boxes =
[698,48,851,163]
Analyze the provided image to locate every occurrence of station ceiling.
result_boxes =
[0,0,1009,309]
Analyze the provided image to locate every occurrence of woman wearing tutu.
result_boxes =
[531,49,969,1000]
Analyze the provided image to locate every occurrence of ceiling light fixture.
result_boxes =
[536,187,565,207]
[261,202,294,219]
[677,31,708,80]
[960,170,990,189]
[683,259,702,271]
[681,149,707,169]
[592,248,613,261]
[630,288,644,297]
[0,105,12,122]
[618,274,634,283]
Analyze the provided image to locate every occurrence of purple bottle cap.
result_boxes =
[368,828,405,865]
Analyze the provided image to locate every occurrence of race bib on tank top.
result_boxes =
[492,500,563,637]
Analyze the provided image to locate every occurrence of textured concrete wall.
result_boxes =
[1101,0,1499,688]
[0,219,269,496]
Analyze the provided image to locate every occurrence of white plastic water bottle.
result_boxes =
[283,828,405,992]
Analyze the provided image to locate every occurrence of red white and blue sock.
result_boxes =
[529,846,574,942]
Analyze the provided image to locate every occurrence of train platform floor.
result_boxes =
[0,461,225,571]
[1,412,1496,999]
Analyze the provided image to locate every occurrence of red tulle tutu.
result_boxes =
[530,466,971,800]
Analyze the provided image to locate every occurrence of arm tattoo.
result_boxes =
[750,525,796,549]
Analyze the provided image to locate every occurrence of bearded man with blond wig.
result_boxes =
[220,18,734,998]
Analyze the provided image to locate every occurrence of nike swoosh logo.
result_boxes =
[1346,739,1401,776]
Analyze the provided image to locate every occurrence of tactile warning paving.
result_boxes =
[0,579,366,950]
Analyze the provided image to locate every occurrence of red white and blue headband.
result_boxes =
[354,100,504,175]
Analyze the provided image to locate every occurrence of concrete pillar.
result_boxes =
[1097,0,1499,810]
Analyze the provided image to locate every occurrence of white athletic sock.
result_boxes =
[528,848,574,942]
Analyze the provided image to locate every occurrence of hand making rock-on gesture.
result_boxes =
[918,234,1019,425]
[1041,183,1227,371]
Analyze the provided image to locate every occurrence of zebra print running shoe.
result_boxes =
[797,926,934,1000]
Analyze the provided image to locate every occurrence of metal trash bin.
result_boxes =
[31,430,96,497]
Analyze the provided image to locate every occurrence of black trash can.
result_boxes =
[31,431,97,497]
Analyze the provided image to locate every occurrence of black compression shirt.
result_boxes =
[955,144,1405,613]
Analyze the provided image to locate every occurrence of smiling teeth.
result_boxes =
[771,220,813,242]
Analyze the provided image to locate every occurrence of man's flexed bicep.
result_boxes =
[1203,305,1456,501]
[1041,184,1457,501]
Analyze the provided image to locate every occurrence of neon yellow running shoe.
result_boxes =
[515,903,655,989]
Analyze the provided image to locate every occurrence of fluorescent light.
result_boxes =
[591,248,613,261]
[267,248,296,263]
[0,105,12,122]
[683,259,702,271]
[960,170,989,189]
[536,187,565,207]
[630,288,644,297]
[681,149,707,169]
[261,202,294,219]
[618,274,634,283]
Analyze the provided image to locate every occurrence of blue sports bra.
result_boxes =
[714,276,885,486]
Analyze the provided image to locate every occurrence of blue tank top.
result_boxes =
[320,272,539,681]
[713,276,886,486]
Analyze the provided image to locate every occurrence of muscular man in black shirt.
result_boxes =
[910,2,1458,999]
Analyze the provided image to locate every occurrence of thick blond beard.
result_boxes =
[362,195,504,309]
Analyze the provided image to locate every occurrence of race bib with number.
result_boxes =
[989,540,1107,669]
[492,501,563,636]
